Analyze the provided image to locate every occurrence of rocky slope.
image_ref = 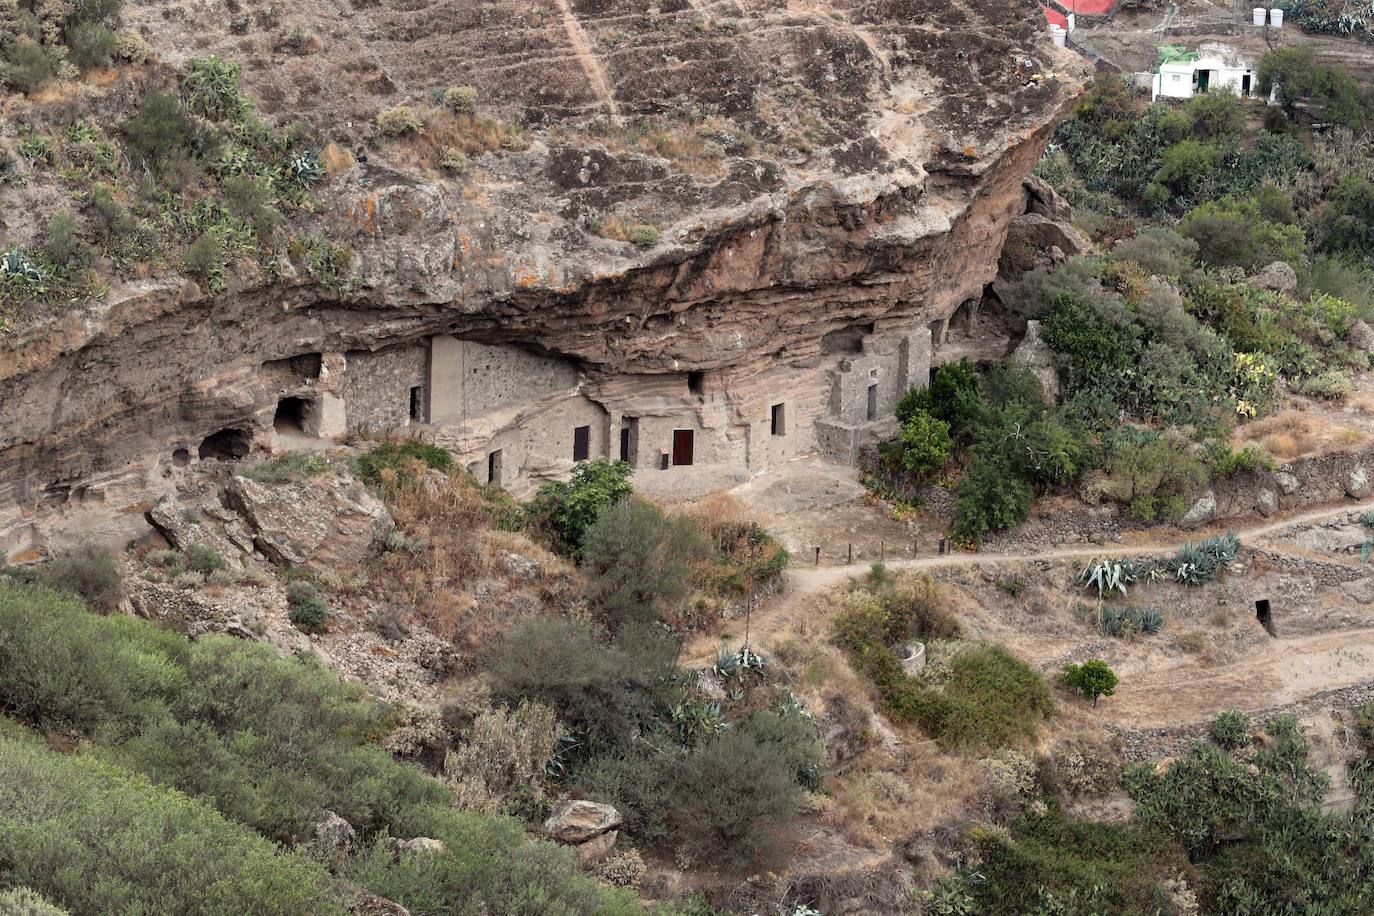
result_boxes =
[0,0,1086,555]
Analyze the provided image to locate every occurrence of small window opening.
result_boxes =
[199,428,251,461]
[573,425,591,462]
[487,449,503,485]
[1256,599,1274,636]
[409,386,423,422]
[172,448,191,467]
[771,403,786,437]
[687,371,704,396]
[619,425,631,462]
[866,384,878,421]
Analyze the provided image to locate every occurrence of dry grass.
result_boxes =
[548,115,746,177]
[1237,400,1374,459]
[368,462,573,655]
[321,142,354,175]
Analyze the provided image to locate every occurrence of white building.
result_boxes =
[1151,42,1256,101]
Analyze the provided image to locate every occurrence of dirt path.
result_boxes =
[686,498,1374,669]
[1100,627,1374,729]
[553,0,621,120]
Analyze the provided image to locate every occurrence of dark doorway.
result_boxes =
[619,421,632,463]
[573,425,591,462]
[771,403,786,437]
[866,384,878,421]
[487,449,503,485]
[409,386,424,422]
[1256,599,1275,636]
[672,429,695,466]
[1197,70,1210,92]
[687,371,704,396]
[274,397,311,434]
[198,428,251,461]
[1241,74,1252,96]
[172,448,191,467]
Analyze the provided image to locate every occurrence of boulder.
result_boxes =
[385,836,446,857]
[1008,320,1060,403]
[1178,490,1217,530]
[1349,320,1374,354]
[999,213,1090,278]
[1253,261,1298,294]
[1276,470,1300,495]
[349,890,411,916]
[575,830,618,864]
[226,473,393,570]
[145,495,252,568]
[543,799,623,844]
[1024,175,1074,222]
[1254,489,1278,517]
[308,810,355,869]
[1347,464,1371,499]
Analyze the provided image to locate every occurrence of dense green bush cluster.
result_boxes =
[0,580,642,914]
[1,0,127,93]
[524,459,635,556]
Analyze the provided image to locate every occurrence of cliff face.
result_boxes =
[0,0,1086,555]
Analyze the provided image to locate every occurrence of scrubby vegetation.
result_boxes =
[0,579,645,914]
[832,574,1053,750]
[867,63,1374,542]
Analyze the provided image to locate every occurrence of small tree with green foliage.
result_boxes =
[1062,659,1118,706]
[524,459,633,557]
[880,408,952,482]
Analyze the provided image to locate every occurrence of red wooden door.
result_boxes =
[672,429,694,466]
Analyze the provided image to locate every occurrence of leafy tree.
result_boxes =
[1061,659,1118,705]
[1180,197,1306,271]
[1187,91,1244,141]
[950,454,1032,545]
[900,359,983,438]
[121,91,197,178]
[1319,176,1374,261]
[1093,427,1207,523]
[580,496,710,630]
[880,408,952,482]
[524,459,633,557]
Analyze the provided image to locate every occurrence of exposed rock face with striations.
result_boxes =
[0,0,1086,556]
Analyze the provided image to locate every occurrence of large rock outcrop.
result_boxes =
[0,0,1086,556]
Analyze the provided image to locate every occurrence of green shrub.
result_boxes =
[67,20,119,70]
[1319,176,1374,262]
[899,359,982,436]
[1180,197,1306,271]
[182,56,247,121]
[880,408,952,482]
[1208,442,1276,477]
[0,734,344,915]
[41,212,88,268]
[377,104,423,137]
[580,496,710,630]
[627,224,660,247]
[286,579,329,633]
[1210,709,1252,750]
[1061,659,1118,706]
[222,173,280,241]
[524,459,633,557]
[32,542,123,612]
[122,91,197,176]
[242,451,330,484]
[1110,225,1198,277]
[183,544,225,577]
[354,440,455,487]
[950,455,1032,545]
[1,40,60,93]
[487,616,675,753]
[1187,91,1245,141]
[0,887,68,915]
[1092,428,1206,523]
[442,85,478,113]
[1152,139,1219,202]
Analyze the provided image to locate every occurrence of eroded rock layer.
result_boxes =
[0,0,1086,555]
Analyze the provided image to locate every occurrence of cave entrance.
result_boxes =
[1256,599,1275,636]
[273,396,314,435]
[198,428,251,461]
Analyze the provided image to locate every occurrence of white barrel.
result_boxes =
[1270,8,1284,27]
[1252,7,1265,24]
[1051,26,1067,46]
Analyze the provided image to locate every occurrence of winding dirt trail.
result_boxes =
[687,499,1374,727]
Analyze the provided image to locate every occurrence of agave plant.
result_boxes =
[735,644,766,675]
[0,249,42,283]
[1077,558,1137,597]
[670,698,726,743]
[713,644,740,678]
[286,150,324,186]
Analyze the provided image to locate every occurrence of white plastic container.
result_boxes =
[1050,25,1067,47]
[1253,7,1266,25]
[1270,8,1284,27]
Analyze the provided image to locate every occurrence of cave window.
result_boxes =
[274,397,311,434]
[771,403,786,437]
[687,371,704,396]
[487,449,503,485]
[866,384,878,421]
[172,448,191,468]
[573,425,591,462]
[198,428,251,461]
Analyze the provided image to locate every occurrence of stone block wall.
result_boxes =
[429,336,580,424]
[340,344,428,434]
